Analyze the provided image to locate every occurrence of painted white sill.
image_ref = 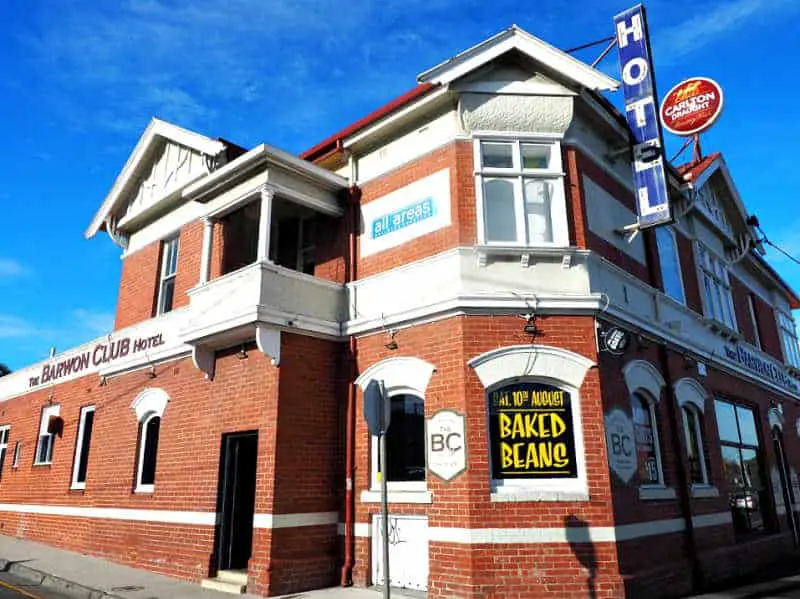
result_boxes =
[639,486,677,501]
[490,489,590,503]
[690,485,719,499]
[360,490,432,504]
[32,461,52,467]
[70,482,86,491]
[134,484,154,494]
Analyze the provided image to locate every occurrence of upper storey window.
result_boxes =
[778,311,800,369]
[655,226,686,305]
[697,244,736,331]
[156,236,179,315]
[474,138,568,247]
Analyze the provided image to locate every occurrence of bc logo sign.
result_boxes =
[426,409,467,482]
[613,4,672,229]
[604,407,637,484]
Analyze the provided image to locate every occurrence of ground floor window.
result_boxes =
[683,405,709,485]
[136,414,161,492]
[631,391,663,486]
[715,399,769,533]
[385,394,425,483]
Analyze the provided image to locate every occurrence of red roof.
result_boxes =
[300,83,438,162]
[676,152,721,181]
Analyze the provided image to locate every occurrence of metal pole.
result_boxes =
[379,432,391,599]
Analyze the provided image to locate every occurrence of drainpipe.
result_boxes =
[643,228,703,591]
[341,145,360,587]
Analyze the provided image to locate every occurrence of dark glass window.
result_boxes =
[139,415,161,487]
[74,408,95,485]
[632,393,661,485]
[683,406,707,484]
[385,395,425,482]
[715,400,768,533]
[221,201,260,275]
[157,237,179,314]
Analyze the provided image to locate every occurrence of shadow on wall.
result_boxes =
[565,515,598,599]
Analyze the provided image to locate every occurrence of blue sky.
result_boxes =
[1,0,799,370]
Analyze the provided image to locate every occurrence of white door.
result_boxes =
[372,515,428,591]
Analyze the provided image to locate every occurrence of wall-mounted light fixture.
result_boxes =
[147,365,157,379]
[384,331,399,351]
[237,345,248,360]
[521,313,539,337]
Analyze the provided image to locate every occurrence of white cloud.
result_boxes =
[0,259,25,278]
[655,0,797,60]
[70,309,115,336]
[0,316,36,339]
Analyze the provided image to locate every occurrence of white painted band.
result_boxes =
[0,503,338,529]
[336,512,732,543]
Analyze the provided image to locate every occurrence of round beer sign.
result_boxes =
[659,77,723,136]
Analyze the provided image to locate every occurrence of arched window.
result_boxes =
[137,414,161,491]
[130,388,169,493]
[355,357,437,501]
[631,391,664,486]
[682,405,708,485]
[385,394,426,483]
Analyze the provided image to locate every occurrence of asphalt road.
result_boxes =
[0,571,75,599]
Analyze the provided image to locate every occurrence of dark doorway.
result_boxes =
[216,431,258,572]
[772,427,799,545]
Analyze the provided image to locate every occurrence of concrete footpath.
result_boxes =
[0,535,400,599]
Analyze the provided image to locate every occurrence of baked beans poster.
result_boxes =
[488,381,577,478]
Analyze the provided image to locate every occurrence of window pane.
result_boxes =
[715,400,739,444]
[481,142,514,168]
[521,144,551,169]
[385,395,425,482]
[76,410,94,484]
[684,408,704,484]
[632,394,659,484]
[140,416,160,486]
[483,178,518,243]
[160,278,175,314]
[656,228,685,304]
[523,179,553,244]
[736,406,759,447]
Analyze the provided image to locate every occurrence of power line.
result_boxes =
[754,225,800,268]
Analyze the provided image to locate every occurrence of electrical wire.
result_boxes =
[759,233,800,268]
[563,36,616,54]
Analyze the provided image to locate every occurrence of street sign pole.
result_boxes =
[363,379,391,598]
[379,430,390,599]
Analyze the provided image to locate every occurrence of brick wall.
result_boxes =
[114,242,160,330]
[676,232,703,315]
[730,277,757,346]
[357,141,475,279]
[753,295,783,361]
[351,314,624,598]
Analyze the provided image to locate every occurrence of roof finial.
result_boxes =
[692,134,703,163]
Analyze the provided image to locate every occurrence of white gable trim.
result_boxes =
[355,357,437,397]
[86,118,226,239]
[623,360,666,402]
[418,26,618,92]
[468,344,595,390]
[130,387,170,421]
[673,378,709,413]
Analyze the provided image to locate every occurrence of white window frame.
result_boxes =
[747,295,762,350]
[681,404,709,486]
[631,391,666,489]
[34,405,60,466]
[368,391,427,495]
[135,412,160,494]
[71,406,96,490]
[655,226,686,305]
[473,136,569,248]
[156,236,179,315]
[0,426,9,478]
[696,243,737,331]
[12,441,20,469]
[777,310,800,369]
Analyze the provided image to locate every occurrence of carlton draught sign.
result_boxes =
[660,77,724,136]
[613,4,672,229]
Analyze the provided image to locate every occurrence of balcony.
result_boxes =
[180,260,346,377]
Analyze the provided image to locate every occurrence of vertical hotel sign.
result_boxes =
[614,5,672,229]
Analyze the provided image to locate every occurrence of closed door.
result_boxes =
[372,515,428,591]
[217,432,258,571]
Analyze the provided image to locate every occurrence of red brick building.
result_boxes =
[1,26,799,599]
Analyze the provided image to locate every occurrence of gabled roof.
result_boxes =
[676,152,721,181]
[300,83,438,162]
[301,25,618,163]
[85,118,230,239]
[417,25,619,91]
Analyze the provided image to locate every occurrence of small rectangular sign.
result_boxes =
[371,197,435,239]
[614,4,672,229]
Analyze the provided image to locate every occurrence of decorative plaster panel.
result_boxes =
[460,93,573,135]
